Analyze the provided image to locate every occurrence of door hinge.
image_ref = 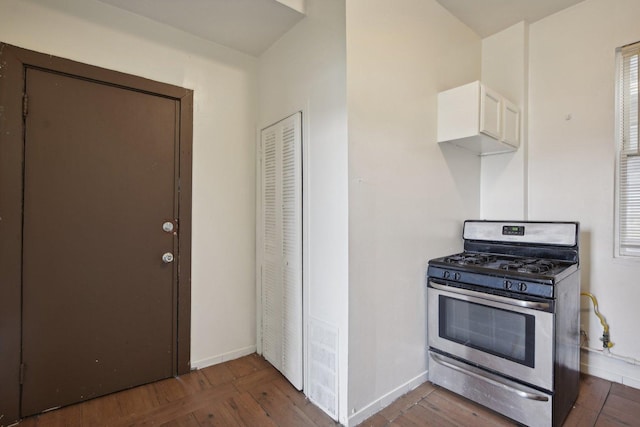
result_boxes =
[19,363,25,384]
[22,93,28,117]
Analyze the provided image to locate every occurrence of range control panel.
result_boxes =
[502,225,525,236]
[463,220,579,246]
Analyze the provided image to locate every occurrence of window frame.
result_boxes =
[615,41,640,258]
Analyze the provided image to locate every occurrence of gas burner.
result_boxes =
[500,258,556,274]
[445,253,496,266]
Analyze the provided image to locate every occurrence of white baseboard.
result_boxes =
[190,345,257,370]
[346,370,429,427]
[580,347,640,389]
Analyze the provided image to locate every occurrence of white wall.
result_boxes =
[345,0,481,424]
[529,0,640,387]
[0,0,258,369]
[481,22,529,220]
[257,0,349,421]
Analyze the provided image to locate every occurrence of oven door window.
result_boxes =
[439,296,535,368]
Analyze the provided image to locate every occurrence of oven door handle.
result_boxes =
[430,353,549,402]
[429,281,551,310]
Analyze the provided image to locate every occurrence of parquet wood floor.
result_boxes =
[14,355,640,426]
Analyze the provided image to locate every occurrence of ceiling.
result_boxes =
[95,0,586,56]
[435,0,586,37]
[96,0,306,56]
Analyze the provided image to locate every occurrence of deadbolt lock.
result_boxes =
[162,252,174,264]
[162,221,175,233]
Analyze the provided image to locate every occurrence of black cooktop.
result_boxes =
[436,251,574,276]
[427,251,579,298]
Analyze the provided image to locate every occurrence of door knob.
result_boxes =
[162,221,175,233]
[162,252,174,263]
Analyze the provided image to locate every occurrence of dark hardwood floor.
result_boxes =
[17,354,337,427]
[15,354,640,426]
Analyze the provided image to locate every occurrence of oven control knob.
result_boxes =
[443,271,451,279]
[504,280,513,290]
[453,272,461,280]
[518,282,527,292]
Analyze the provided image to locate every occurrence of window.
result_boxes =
[617,42,640,257]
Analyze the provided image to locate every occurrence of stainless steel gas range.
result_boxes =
[426,220,580,427]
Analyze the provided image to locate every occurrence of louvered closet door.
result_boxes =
[261,112,302,390]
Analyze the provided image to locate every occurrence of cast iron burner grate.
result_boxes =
[500,258,556,274]
[444,253,496,266]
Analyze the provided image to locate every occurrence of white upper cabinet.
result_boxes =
[437,81,520,155]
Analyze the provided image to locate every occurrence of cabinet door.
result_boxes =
[479,85,501,139]
[501,99,520,148]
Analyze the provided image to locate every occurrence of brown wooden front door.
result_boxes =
[15,61,188,416]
